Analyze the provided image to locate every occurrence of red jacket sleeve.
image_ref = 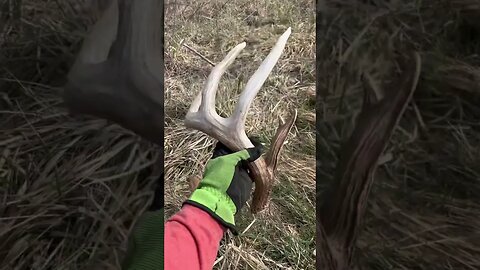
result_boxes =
[165,204,226,270]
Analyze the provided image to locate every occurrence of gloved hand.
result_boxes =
[184,139,263,234]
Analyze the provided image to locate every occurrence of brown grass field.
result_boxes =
[164,0,316,269]
[1,0,480,269]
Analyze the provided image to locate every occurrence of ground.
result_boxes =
[164,0,315,269]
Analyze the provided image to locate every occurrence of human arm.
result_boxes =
[164,204,225,269]
[165,140,263,270]
[122,140,262,270]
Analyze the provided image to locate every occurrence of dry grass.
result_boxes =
[317,0,480,269]
[164,0,315,269]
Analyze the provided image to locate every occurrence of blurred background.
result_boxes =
[317,0,480,269]
[1,1,160,269]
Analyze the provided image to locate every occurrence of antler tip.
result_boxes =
[237,42,247,49]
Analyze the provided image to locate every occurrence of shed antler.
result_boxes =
[185,28,297,213]
[317,52,422,269]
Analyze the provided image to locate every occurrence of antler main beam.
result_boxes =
[185,28,297,213]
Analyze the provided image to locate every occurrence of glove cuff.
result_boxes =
[184,187,238,234]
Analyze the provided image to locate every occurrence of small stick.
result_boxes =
[182,43,235,78]
[183,43,216,67]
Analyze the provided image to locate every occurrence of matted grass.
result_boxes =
[317,1,480,269]
[164,0,316,269]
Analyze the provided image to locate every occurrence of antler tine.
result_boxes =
[232,27,292,132]
[187,43,246,115]
[200,42,246,114]
[70,0,118,70]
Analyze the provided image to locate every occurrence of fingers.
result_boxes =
[212,136,263,161]
[246,136,264,162]
[248,136,263,148]
[212,141,234,158]
[246,146,262,162]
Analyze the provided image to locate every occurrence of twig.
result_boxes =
[182,43,238,80]
[182,43,216,67]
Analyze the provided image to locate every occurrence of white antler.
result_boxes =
[185,28,296,213]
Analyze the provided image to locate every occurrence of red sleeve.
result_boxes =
[165,204,226,270]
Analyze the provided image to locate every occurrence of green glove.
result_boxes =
[184,139,263,234]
